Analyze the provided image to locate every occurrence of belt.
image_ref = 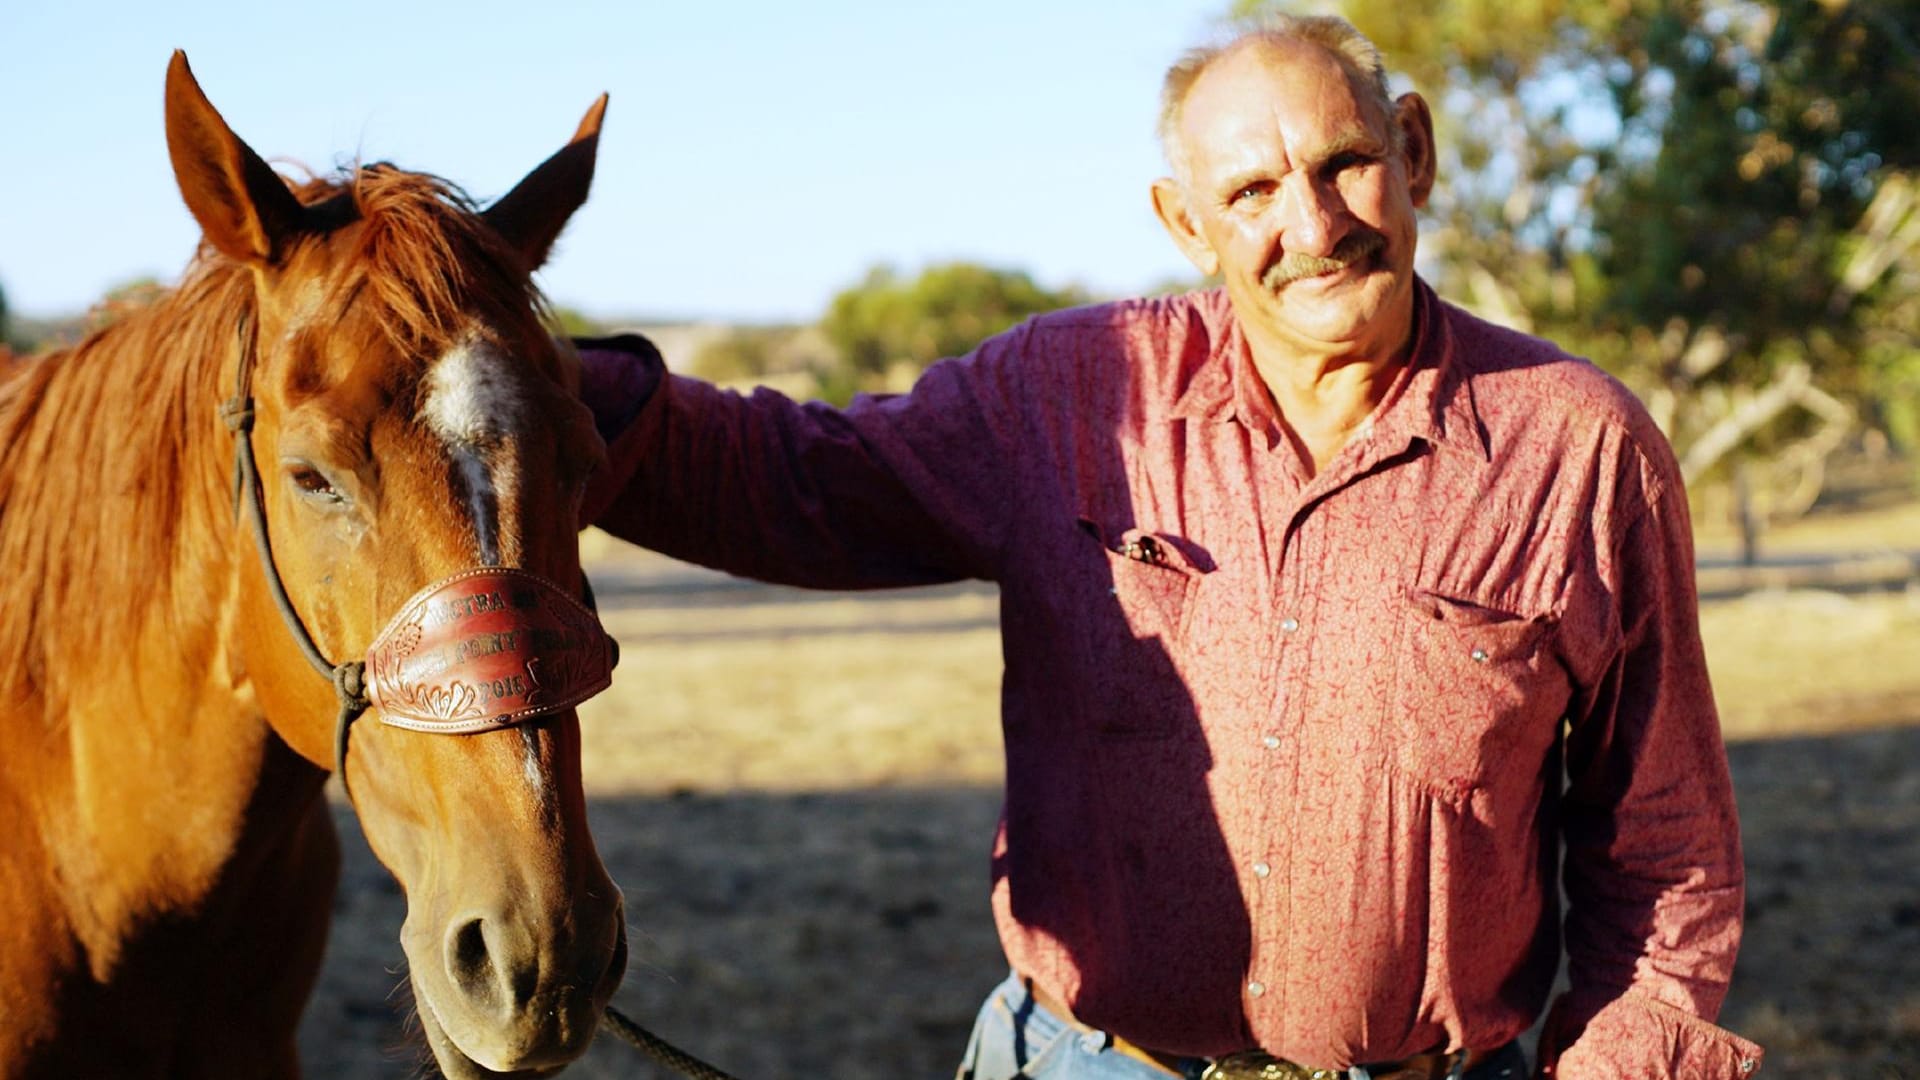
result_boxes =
[1021,977,1497,1080]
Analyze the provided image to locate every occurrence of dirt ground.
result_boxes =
[298,499,1920,1080]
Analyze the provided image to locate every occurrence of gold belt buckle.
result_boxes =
[1200,1051,1343,1080]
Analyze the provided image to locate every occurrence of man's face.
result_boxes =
[1159,40,1433,359]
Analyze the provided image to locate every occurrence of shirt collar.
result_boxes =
[1372,279,1491,462]
[1166,290,1240,425]
[1172,278,1490,463]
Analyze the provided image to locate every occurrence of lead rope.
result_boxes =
[599,1008,744,1080]
[225,317,732,1079]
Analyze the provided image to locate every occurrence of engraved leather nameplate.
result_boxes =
[365,568,614,734]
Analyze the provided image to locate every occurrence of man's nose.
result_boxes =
[1277,175,1346,258]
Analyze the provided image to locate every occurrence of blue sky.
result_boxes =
[1,1,1237,323]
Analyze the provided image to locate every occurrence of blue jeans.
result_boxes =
[954,972,1530,1080]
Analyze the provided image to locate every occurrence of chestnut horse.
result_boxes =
[0,55,626,1078]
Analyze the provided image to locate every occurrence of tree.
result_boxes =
[688,324,828,388]
[691,328,779,383]
[544,304,605,338]
[1233,0,1920,517]
[818,262,1091,403]
[85,276,167,334]
[0,278,31,355]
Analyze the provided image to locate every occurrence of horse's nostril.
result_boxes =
[447,917,501,1008]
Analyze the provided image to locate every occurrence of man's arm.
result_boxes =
[574,328,1028,589]
[1542,452,1764,1079]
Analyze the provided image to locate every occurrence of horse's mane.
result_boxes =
[0,165,544,706]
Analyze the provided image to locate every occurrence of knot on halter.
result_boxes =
[219,397,256,434]
[333,661,370,715]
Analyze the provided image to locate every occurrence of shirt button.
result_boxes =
[1470,647,1491,663]
[1252,861,1271,878]
[1247,980,1266,997]
[1280,617,1300,633]
[1739,1060,1757,1075]
[1261,734,1281,750]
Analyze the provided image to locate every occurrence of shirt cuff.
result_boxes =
[574,335,667,529]
[1539,989,1764,1079]
[574,334,665,442]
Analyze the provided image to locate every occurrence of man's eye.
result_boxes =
[1231,182,1272,205]
[1327,152,1371,177]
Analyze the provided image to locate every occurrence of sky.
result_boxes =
[0,1,1241,324]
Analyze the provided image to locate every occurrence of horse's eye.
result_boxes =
[289,465,341,502]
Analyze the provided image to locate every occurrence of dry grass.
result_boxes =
[1706,588,1920,739]
[1694,484,1920,558]
[578,579,1004,795]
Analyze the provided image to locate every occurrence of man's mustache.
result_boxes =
[1262,229,1386,289]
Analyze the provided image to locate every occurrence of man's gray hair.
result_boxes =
[1157,14,1400,183]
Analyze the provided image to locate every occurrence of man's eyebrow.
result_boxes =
[1211,129,1386,198]
[1301,129,1384,166]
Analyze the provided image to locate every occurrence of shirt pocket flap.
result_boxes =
[1076,517,1215,578]
[1073,516,1213,740]
[1402,588,1557,666]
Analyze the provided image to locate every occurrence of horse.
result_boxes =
[0,53,628,1078]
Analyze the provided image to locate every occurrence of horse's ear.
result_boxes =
[484,94,607,272]
[164,51,307,266]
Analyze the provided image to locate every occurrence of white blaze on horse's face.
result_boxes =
[420,337,524,566]
[420,336,552,797]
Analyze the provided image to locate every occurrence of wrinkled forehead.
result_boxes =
[1177,39,1387,168]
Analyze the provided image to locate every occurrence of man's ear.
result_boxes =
[1151,177,1219,278]
[1394,92,1437,209]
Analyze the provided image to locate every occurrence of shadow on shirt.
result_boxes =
[992,413,1254,1053]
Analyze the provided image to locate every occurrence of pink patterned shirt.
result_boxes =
[580,281,1761,1077]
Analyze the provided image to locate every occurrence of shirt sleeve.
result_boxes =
[1542,450,1764,1079]
[575,328,1029,589]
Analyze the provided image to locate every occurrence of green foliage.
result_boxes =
[0,279,10,352]
[688,325,827,386]
[545,305,605,338]
[85,276,167,334]
[1589,4,1916,369]
[691,329,779,383]
[819,262,1091,402]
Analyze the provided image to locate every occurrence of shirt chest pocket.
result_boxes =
[1390,589,1568,801]
[1075,518,1211,739]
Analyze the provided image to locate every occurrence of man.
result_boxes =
[577,15,1761,1079]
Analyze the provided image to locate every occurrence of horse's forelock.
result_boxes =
[337,165,547,358]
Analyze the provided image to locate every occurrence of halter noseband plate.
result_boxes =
[221,313,615,790]
[366,568,615,734]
